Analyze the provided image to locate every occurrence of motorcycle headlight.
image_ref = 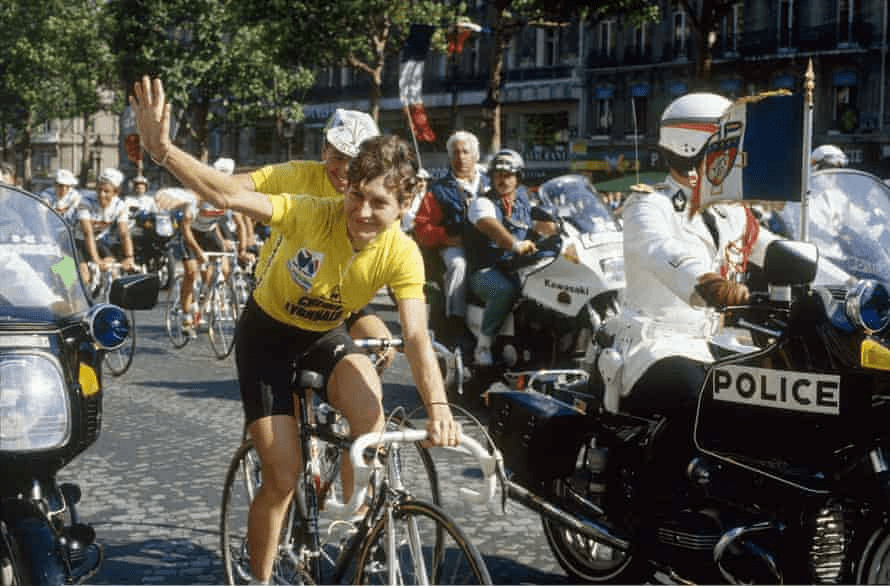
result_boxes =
[845,280,890,334]
[0,353,70,451]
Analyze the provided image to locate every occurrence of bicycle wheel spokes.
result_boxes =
[104,310,135,377]
[209,281,239,359]
[221,441,261,585]
[356,500,491,585]
[165,277,190,348]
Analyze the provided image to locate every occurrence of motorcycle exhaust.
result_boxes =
[504,479,630,552]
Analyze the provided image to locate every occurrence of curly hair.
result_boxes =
[347,135,417,205]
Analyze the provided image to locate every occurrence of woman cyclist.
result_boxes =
[130,76,461,584]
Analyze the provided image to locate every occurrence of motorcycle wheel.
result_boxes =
[0,522,24,586]
[854,524,890,583]
[540,441,646,583]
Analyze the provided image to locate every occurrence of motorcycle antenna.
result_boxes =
[800,59,815,242]
[631,96,641,185]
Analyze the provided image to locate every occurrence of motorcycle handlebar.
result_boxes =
[343,429,501,516]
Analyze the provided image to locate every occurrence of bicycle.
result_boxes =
[89,260,138,377]
[165,250,243,358]
[220,337,502,585]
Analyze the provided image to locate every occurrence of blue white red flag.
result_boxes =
[399,24,436,142]
[691,91,805,214]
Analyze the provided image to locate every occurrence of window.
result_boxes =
[595,98,613,134]
[838,0,858,46]
[540,29,559,67]
[834,85,859,133]
[673,7,690,58]
[631,23,651,58]
[722,2,743,55]
[778,0,795,49]
[599,19,615,56]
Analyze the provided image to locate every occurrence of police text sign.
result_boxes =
[712,365,840,415]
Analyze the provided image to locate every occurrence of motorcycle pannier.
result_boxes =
[487,387,590,492]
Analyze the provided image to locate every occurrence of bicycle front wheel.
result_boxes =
[165,276,190,349]
[104,309,136,377]
[354,499,492,585]
[208,280,239,359]
[220,439,263,585]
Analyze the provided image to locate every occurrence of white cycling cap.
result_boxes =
[212,157,236,175]
[324,109,380,158]
[417,168,431,180]
[97,168,124,189]
[54,168,78,186]
[133,175,149,184]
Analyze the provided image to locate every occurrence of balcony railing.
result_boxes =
[505,65,574,82]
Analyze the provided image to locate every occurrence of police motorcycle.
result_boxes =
[485,232,890,584]
[434,174,625,398]
[0,186,159,585]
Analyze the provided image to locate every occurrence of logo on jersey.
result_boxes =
[286,248,324,290]
[712,365,840,415]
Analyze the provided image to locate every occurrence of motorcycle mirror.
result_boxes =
[109,273,160,310]
[763,240,819,286]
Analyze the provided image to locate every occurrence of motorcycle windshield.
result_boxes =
[0,185,90,320]
[777,169,890,283]
[535,174,622,235]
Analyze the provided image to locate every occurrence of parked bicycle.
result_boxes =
[89,261,138,376]
[220,337,502,585]
[165,250,247,358]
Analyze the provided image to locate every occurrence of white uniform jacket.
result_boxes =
[602,175,778,407]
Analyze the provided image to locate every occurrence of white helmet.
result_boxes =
[488,149,525,179]
[658,93,732,159]
[212,157,236,175]
[54,168,78,186]
[324,109,380,158]
[97,168,123,189]
[811,144,848,170]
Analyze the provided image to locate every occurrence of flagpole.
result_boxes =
[402,105,423,168]
[801,59,815,242]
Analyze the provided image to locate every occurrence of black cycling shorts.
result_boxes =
[235,296,362,425]
[181,229,224,260]
[75,237,123,263]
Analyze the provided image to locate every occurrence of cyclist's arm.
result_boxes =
[117,219,136,270]
[80,219,102,265]
[397,297,458,447]
[181,216,206,263]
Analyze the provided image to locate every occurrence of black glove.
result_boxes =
[695,272,749,307]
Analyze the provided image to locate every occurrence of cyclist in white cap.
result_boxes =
[234,108,398,365]
[811,144,849,171]
[41,168,82,225]
[75,167,136,285]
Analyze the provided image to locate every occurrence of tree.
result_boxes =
[106,0,314,163]
[0,0,119,189]
[481,0,660,151]
[254,0,463,122]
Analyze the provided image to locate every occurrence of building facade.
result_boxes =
[253,0,889,187]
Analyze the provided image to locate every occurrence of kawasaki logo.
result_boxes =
[544,279,589,296]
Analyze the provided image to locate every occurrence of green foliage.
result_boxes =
[0,0,119,137]
[106,0,315,154]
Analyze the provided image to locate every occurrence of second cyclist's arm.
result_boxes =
[398,297,453,423]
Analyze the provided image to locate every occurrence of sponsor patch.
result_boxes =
[712,365,840,415]
[286,248,324,290]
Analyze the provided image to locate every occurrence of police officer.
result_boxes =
[603,93,780,488]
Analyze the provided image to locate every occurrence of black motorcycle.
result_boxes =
[487,238,890,584]
[0,186,159,585]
